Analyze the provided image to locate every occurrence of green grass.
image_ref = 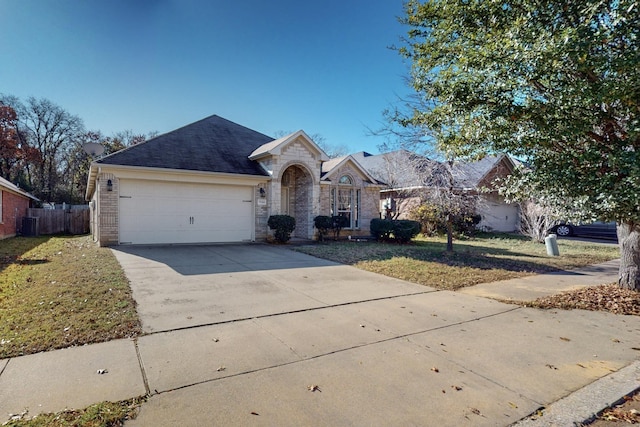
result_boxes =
[0,235,141,359]
[294,233,620,290]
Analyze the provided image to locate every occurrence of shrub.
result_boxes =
[331,215,350,240]
[409,203,482,237]
[452,213,482,237]
[370,219,420,243]
[393,220,422,243]
[268,215,296,243]
[314,215,333,242]
[370,218,395,241]
[409,204,441,236]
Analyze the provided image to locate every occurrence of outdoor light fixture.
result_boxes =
[259,187,266,198]
[107,179,113,192]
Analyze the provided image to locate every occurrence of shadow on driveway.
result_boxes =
[112,243,338,276]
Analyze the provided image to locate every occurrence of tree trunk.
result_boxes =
[446,219,454,252]
[617,222,640,291]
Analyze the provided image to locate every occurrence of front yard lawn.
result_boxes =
[0,236,141,359]
[294,233,620,290]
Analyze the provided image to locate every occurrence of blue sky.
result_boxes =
[1,0,411,154]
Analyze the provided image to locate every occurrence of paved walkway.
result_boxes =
[0,249,638,426]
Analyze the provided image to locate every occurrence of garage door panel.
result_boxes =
[118,180,253,245]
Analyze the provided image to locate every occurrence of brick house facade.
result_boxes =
[86,116,383,246]
[0,177,39,239]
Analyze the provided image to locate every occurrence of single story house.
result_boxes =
[351,150,520,233]
[86,115,383,246]
[0,176,39,239]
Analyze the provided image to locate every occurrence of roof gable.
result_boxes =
[249,130,329,161]
[452,155,515,189]
[321,155,381,184]
[96,115,272,176]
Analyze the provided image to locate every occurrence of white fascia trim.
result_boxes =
[93,164,271,186]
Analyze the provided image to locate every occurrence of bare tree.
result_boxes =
[517,200,556,243]
[371,148,480,252]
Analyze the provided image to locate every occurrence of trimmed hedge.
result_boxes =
[331,215,350,239]
[370,219,421,243]
[268,215,296,243]
[314,215,333,241]
[314,215,351,241]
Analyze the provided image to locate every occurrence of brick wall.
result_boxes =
[0,190,30,239]
[318,162,382,238]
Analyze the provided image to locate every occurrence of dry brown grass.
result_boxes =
[0,235,141,358]
[294,233,620,290]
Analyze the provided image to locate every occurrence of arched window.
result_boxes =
[330,175,360,229]
[338,175,352,185]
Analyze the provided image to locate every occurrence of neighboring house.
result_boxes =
[0,176,39,239]
[85,115,383,246]
[352,150,520,233]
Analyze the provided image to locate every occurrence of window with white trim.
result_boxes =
[330,175,360,229]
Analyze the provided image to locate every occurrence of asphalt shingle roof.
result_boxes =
[97,115,273,176]
[351,151,511,190]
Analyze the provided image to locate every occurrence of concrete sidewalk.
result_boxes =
[458,259,621,301]
[1,257,638,426]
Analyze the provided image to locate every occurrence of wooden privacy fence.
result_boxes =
[26,208,90,235]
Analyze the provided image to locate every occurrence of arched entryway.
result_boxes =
[280,164,313,239]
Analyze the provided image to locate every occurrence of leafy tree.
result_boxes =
[2,96,85,202]
[0,104,40,187]
[0,105,21,181]
[396,0,640,290]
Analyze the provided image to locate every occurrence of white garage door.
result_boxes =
[478,200,519,232]
[118,179,254,244]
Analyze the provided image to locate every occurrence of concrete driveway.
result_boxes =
[111,244,431,333]
[104,244,640,426]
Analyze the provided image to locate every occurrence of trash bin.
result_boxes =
[545,233,560,256]
[22,217,40,236]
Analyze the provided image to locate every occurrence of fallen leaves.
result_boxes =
[523,284,640,316]
[597,391,640,424]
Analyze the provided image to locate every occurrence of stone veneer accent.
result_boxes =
[255,182,269,240]
[261,137,323,240]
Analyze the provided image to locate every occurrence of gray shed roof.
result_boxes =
[96,115,273,176]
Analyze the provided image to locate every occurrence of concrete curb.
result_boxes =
[513,359,640,426]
